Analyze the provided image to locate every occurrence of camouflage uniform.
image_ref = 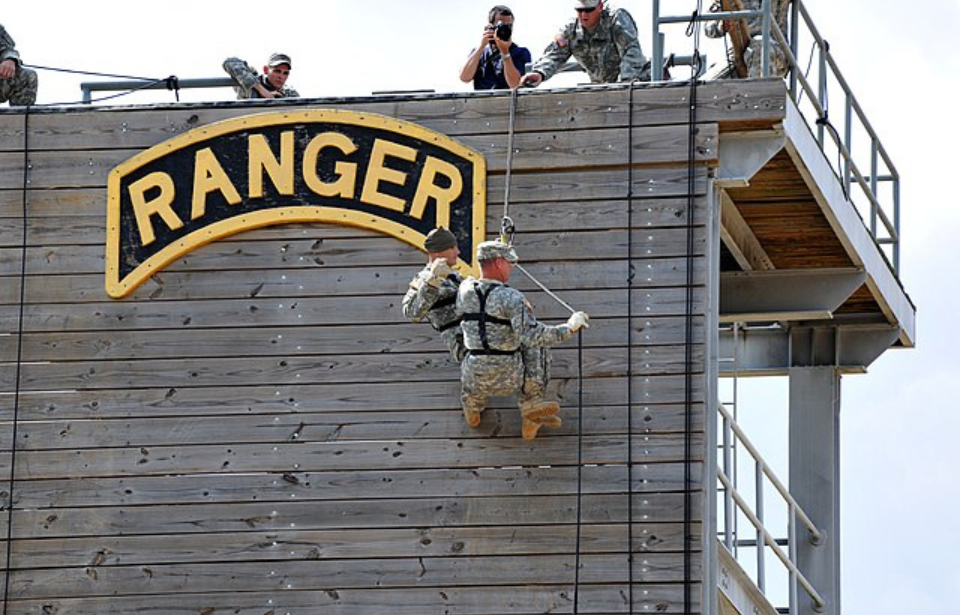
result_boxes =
[456,277,574,421]
[0,25,38,106]
[531,5,650,83]
[706,0,790,78]
[222,57,300,99]
[403,265,466,362]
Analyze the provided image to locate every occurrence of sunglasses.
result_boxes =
[575,6,597,13]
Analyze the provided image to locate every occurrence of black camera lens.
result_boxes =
[494,21,512,42]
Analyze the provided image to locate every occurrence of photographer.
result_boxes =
[459,5,531,90]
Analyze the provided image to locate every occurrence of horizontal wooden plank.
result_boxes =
[0,374,707,420]
[7,553,701,598]
[2,432,706,478]
[4,342,706,393]
[0,79,784,152]
[0,226,708,279]
[11,489,705,538]
[5,582,702,614]
[13,522,701,569]
[11,396,706,450]
[1,287,708,338]
[12,315,704,361]
[0,122,717,190]
[8,466,704,508]
[2,263,706,314]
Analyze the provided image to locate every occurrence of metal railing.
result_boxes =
[653,0,902,275]
[717,403,825,613]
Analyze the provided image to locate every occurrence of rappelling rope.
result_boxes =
[495,87,587,612]
[2,104,31,615]
[22,63,181,105]
[684,3,705,614]
[626,79,637,615]
[499,87,520,245]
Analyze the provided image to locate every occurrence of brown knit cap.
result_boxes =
[424,227,457,252]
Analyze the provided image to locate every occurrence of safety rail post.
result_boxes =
[722,407,735,553]
[844,93,853,200]
[788,501,799,614]
[652,0,663,81]
[761,0,772,77]
[755,459,766,592]
[716,404,827,611]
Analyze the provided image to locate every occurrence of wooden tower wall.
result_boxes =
[0,83,775,613]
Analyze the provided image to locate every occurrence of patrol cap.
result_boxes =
[574,0,600,8]
[477,240,519,263]
[424,227,458,252]
[267,53,292,68]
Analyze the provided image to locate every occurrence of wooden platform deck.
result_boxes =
[0,79,913,613]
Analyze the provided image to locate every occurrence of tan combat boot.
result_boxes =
[462,404,483,428]
[520,401,562,440]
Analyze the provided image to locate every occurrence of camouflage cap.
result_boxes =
[267,53,292,68]
[574,0,600,8]
[424,227,458,252]
[477,240,519,263]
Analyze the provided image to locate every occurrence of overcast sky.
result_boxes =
[5,1,959,613]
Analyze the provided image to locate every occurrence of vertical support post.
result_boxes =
[870,140,879,240]
[652,0,663,82]
[722,413,735,551]
[788,365,840,615]
[893,174,901,272]
[817,46,827,146]
[702,177,721,615]
[755,460,765,592]
[761,0,772,77]
[789,0,800,97]
[788,502,799,614]
[844,93,853,203]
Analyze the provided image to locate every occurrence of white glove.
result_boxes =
[567,311,590,332]
[426,258,454,287]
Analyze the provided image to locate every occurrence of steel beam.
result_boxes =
[719,322,900,375]
[720,268,866,323]
[716,130,786,188]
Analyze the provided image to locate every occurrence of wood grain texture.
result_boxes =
[0,85,714,612]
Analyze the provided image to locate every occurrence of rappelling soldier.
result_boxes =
[456,240,589,440]
[402,227,467,362]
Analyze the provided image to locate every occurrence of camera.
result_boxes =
[494,20,512,42]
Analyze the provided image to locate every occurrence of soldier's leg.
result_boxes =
[460,355,522,428]
[6,67,38,106]
[518,347,561,440]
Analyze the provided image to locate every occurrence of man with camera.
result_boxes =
[520,0,650,86]
[459,5,531,90]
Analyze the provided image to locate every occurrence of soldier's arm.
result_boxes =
[402,271,442,323]
[0,25,22,66]
[612,9,649,81]
[222,57,259,91]
[509,291,575,348]
[530,22,576,82]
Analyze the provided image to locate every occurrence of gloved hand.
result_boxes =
[567,311,590,332]
[426,258,454,287]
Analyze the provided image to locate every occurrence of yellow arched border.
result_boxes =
[106,109,486,299]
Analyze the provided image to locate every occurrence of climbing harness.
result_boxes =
[460,282,517,356]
